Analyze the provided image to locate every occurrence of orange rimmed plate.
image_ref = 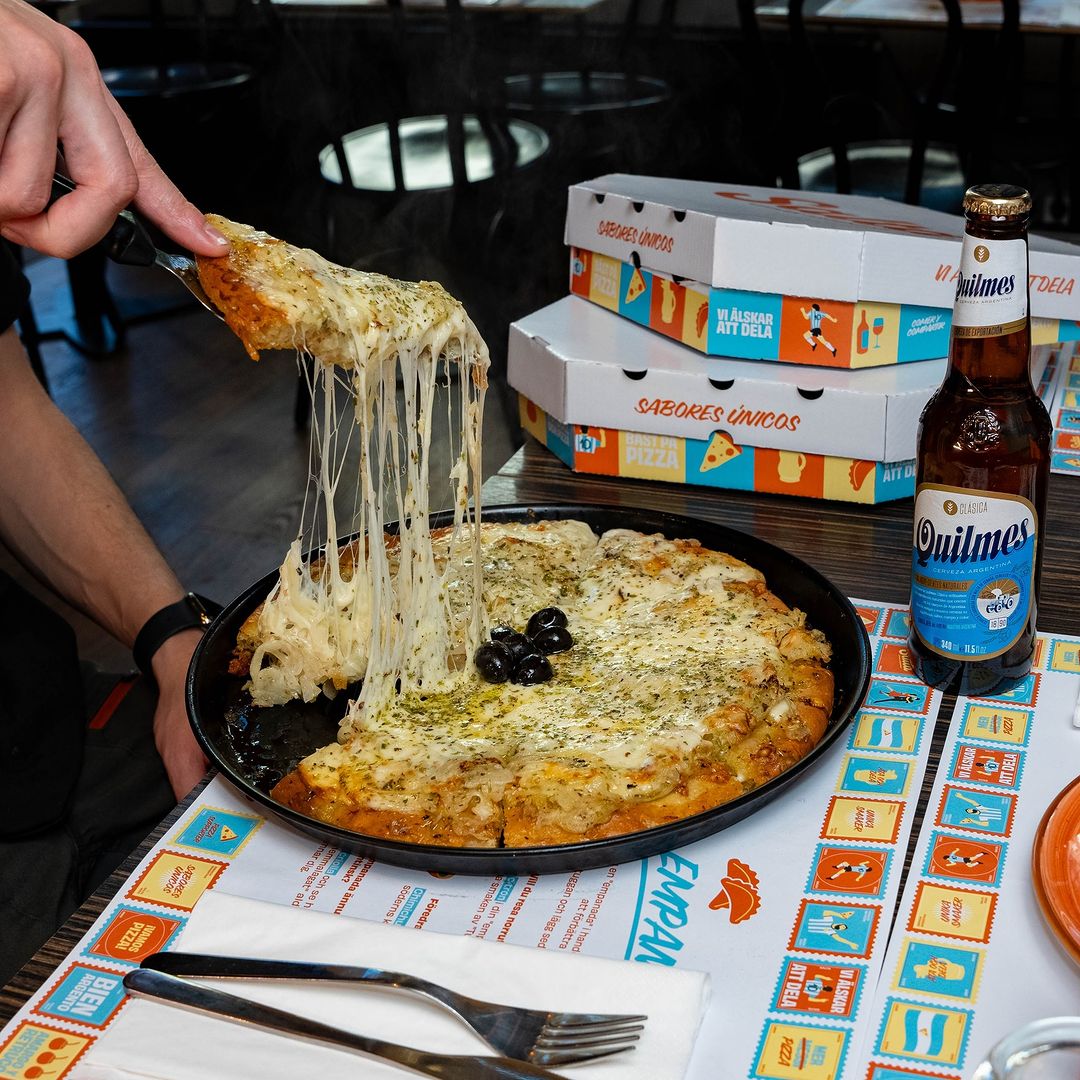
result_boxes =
[1033,773,1080,966]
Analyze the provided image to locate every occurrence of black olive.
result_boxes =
[475,641,513,683]
[502,631,536,667]
[533,626,573,654]
[526,607,568,638]
[489,624,516,643]
[513,653,553,685]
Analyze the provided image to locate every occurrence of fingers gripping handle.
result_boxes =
[49,171,158,267]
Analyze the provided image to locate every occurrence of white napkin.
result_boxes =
[75,892,709,1080]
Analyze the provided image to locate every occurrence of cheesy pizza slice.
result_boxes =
[196,215,488,375]
[200,215,491,722]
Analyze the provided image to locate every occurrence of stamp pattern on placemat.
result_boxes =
[81,905,187,967]
[742,602,949,1077]
[848,710,925,756]
[0,601,950,1080]
[805,844,893,900]
[921,831,1007,888]
[862,634,1080,1077]
[946,743,1025,790]
[0,1023,94,1079]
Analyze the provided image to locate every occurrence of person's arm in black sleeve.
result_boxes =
[0,253,208,799]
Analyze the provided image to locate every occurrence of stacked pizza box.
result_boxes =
[1043,340,1080,476]
[506,176,1080,504]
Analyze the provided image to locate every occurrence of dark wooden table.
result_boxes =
[3,440,1077,1024]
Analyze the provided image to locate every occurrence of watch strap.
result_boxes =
[133,592,223,677]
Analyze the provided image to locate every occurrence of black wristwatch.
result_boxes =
[132,592,223,678]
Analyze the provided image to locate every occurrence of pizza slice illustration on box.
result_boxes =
[699,430,742,472]
[625,265,647,304]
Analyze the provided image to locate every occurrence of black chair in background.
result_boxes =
[95,0,254,102]
[729,0,800,188]
[957,1,1079,229]
[292,0,550,429]
[783,0,966,211]
[316,12,549,281]
[500,0,673,180]
[77,0,277,214]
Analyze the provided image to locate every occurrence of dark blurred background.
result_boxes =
[62,0,1080,363]
[11,0,1080,662]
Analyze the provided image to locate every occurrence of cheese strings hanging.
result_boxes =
[196,217,489,731]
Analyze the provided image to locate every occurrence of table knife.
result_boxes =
[123,969,567,1080]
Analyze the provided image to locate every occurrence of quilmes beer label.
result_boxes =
[951,235,1028,339]
[910,484,1038,660]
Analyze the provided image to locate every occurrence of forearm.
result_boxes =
[0,328,185,646]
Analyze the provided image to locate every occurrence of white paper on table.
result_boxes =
[3,599,942,1080]
[73,892,709,1080]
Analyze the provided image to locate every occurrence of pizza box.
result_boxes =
[564,175,1080,321]
[1045,341,1080,474]
[508,298,1057,464]
[517,347,1059,504]
[519,393,916,504]
[508,297,936,462]
[569,246,1079,370]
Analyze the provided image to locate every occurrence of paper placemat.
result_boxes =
[0,599,949,1080]
[859,631,1080,1079]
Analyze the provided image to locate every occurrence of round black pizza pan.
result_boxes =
[187,504,872,874]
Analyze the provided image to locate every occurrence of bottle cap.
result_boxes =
[963,184,1032,218]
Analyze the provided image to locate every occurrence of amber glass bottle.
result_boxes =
[908,185,1052,697]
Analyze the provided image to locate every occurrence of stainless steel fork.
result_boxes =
[142,952,646,1068]
[125,969,568,1080]
[49,172,224,321]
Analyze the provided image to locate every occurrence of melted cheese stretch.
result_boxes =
[202,219,489,721]
[295,524,832,833]
[252,346,487,723]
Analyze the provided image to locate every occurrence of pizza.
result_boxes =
[196,215,485,371]
[196,217,489,722]
[201,217,834,850]
[230,519,834,848]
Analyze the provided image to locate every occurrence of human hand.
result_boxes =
[0,0,229,259]
[150,629,209,800]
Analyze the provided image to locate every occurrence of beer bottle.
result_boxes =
[908,184,1051,696]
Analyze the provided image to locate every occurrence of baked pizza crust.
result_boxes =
[197,215,485,375]
[273,767,503,848]
[254,521,836,848]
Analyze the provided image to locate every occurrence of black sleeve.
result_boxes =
[0,242,31,335]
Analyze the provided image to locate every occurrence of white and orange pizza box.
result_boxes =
[564,175,1080,320]
[509,298,1055,463]
[519,393,916,504]
[570,246,1079,369]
